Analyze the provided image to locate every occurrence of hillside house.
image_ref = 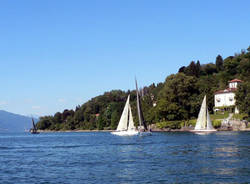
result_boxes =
[214,79,242,114]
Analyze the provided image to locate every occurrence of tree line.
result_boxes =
[36,46,250,130]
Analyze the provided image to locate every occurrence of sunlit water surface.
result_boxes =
[0,131,250,183]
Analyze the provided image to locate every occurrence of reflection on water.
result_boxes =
[0,131,250,183]
[215,145,239,157]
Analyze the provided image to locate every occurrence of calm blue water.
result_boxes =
[0,131,250,184]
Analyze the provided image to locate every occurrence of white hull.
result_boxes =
[111,130,139,136]
[191,129,217,135]
[191,129,217,132]
[139,131,152,136]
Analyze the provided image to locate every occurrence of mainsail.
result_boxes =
[195,96,207,130]
[116,95,130,131]
[206,108,214,130]
[32,118,37,131]
[194,95,215,131]
[135,79,148,131]
[128,104,136,131]
[111,94,138,136]
[30,117,39,134]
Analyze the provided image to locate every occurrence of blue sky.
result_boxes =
[0,0,249,116]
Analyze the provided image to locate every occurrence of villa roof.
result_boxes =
[214,88,237,95]
[229,79,242,83]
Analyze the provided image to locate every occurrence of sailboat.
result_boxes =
[30,118,39,134]
[135,79,151,136]
[191,95,217,133]
[111,95,138,136]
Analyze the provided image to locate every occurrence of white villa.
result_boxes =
[214,79,242,114]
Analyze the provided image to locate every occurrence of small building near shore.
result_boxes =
[214,79,242,114]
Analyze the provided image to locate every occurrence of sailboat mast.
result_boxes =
[135,78,148,131]
[32,118,37,131]
[136,79,142,128]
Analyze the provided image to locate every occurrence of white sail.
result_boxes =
[116,95,130,131]
[206,108,214,130]
[195,96,207,130]
[192,95,217,133]
[128,104,136,131]
[111,95,139,136]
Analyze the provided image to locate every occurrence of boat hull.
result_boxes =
[191,129,217,132]
[30,129,40,134]
[190,129,217,135]
[139,130,152,136]
[31,132,40,134]
[111,130,139,136]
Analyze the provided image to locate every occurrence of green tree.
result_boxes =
[156,73,199,121]
[223,56,239,76]
[235,82,250,121]
[111,110,119,129]
[36,116,54,130]
[237,58,250,81]
[178,66,186,73]
[185,61,198,77]
[247,46,250,53]
[216,55,223,71]
[74,109,84,123]
[97,114,105,130]
[202,63,217,75]
[54,112,62,124]
[196,60,201,77]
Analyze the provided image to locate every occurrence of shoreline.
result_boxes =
[37,128,250,133]
[37,129,114,133]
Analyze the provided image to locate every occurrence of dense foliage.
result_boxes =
[36,46,250,130]
[236,82,250,121]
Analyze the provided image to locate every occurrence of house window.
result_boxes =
[216,98,220,102]
[229,97,233,101]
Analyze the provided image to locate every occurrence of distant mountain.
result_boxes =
[0,110,38,132]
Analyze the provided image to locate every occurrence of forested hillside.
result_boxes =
[36,47,250,130]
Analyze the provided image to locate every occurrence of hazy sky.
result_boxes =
[0,0,249,116]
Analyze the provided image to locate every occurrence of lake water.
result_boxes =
[0,132,250,184]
